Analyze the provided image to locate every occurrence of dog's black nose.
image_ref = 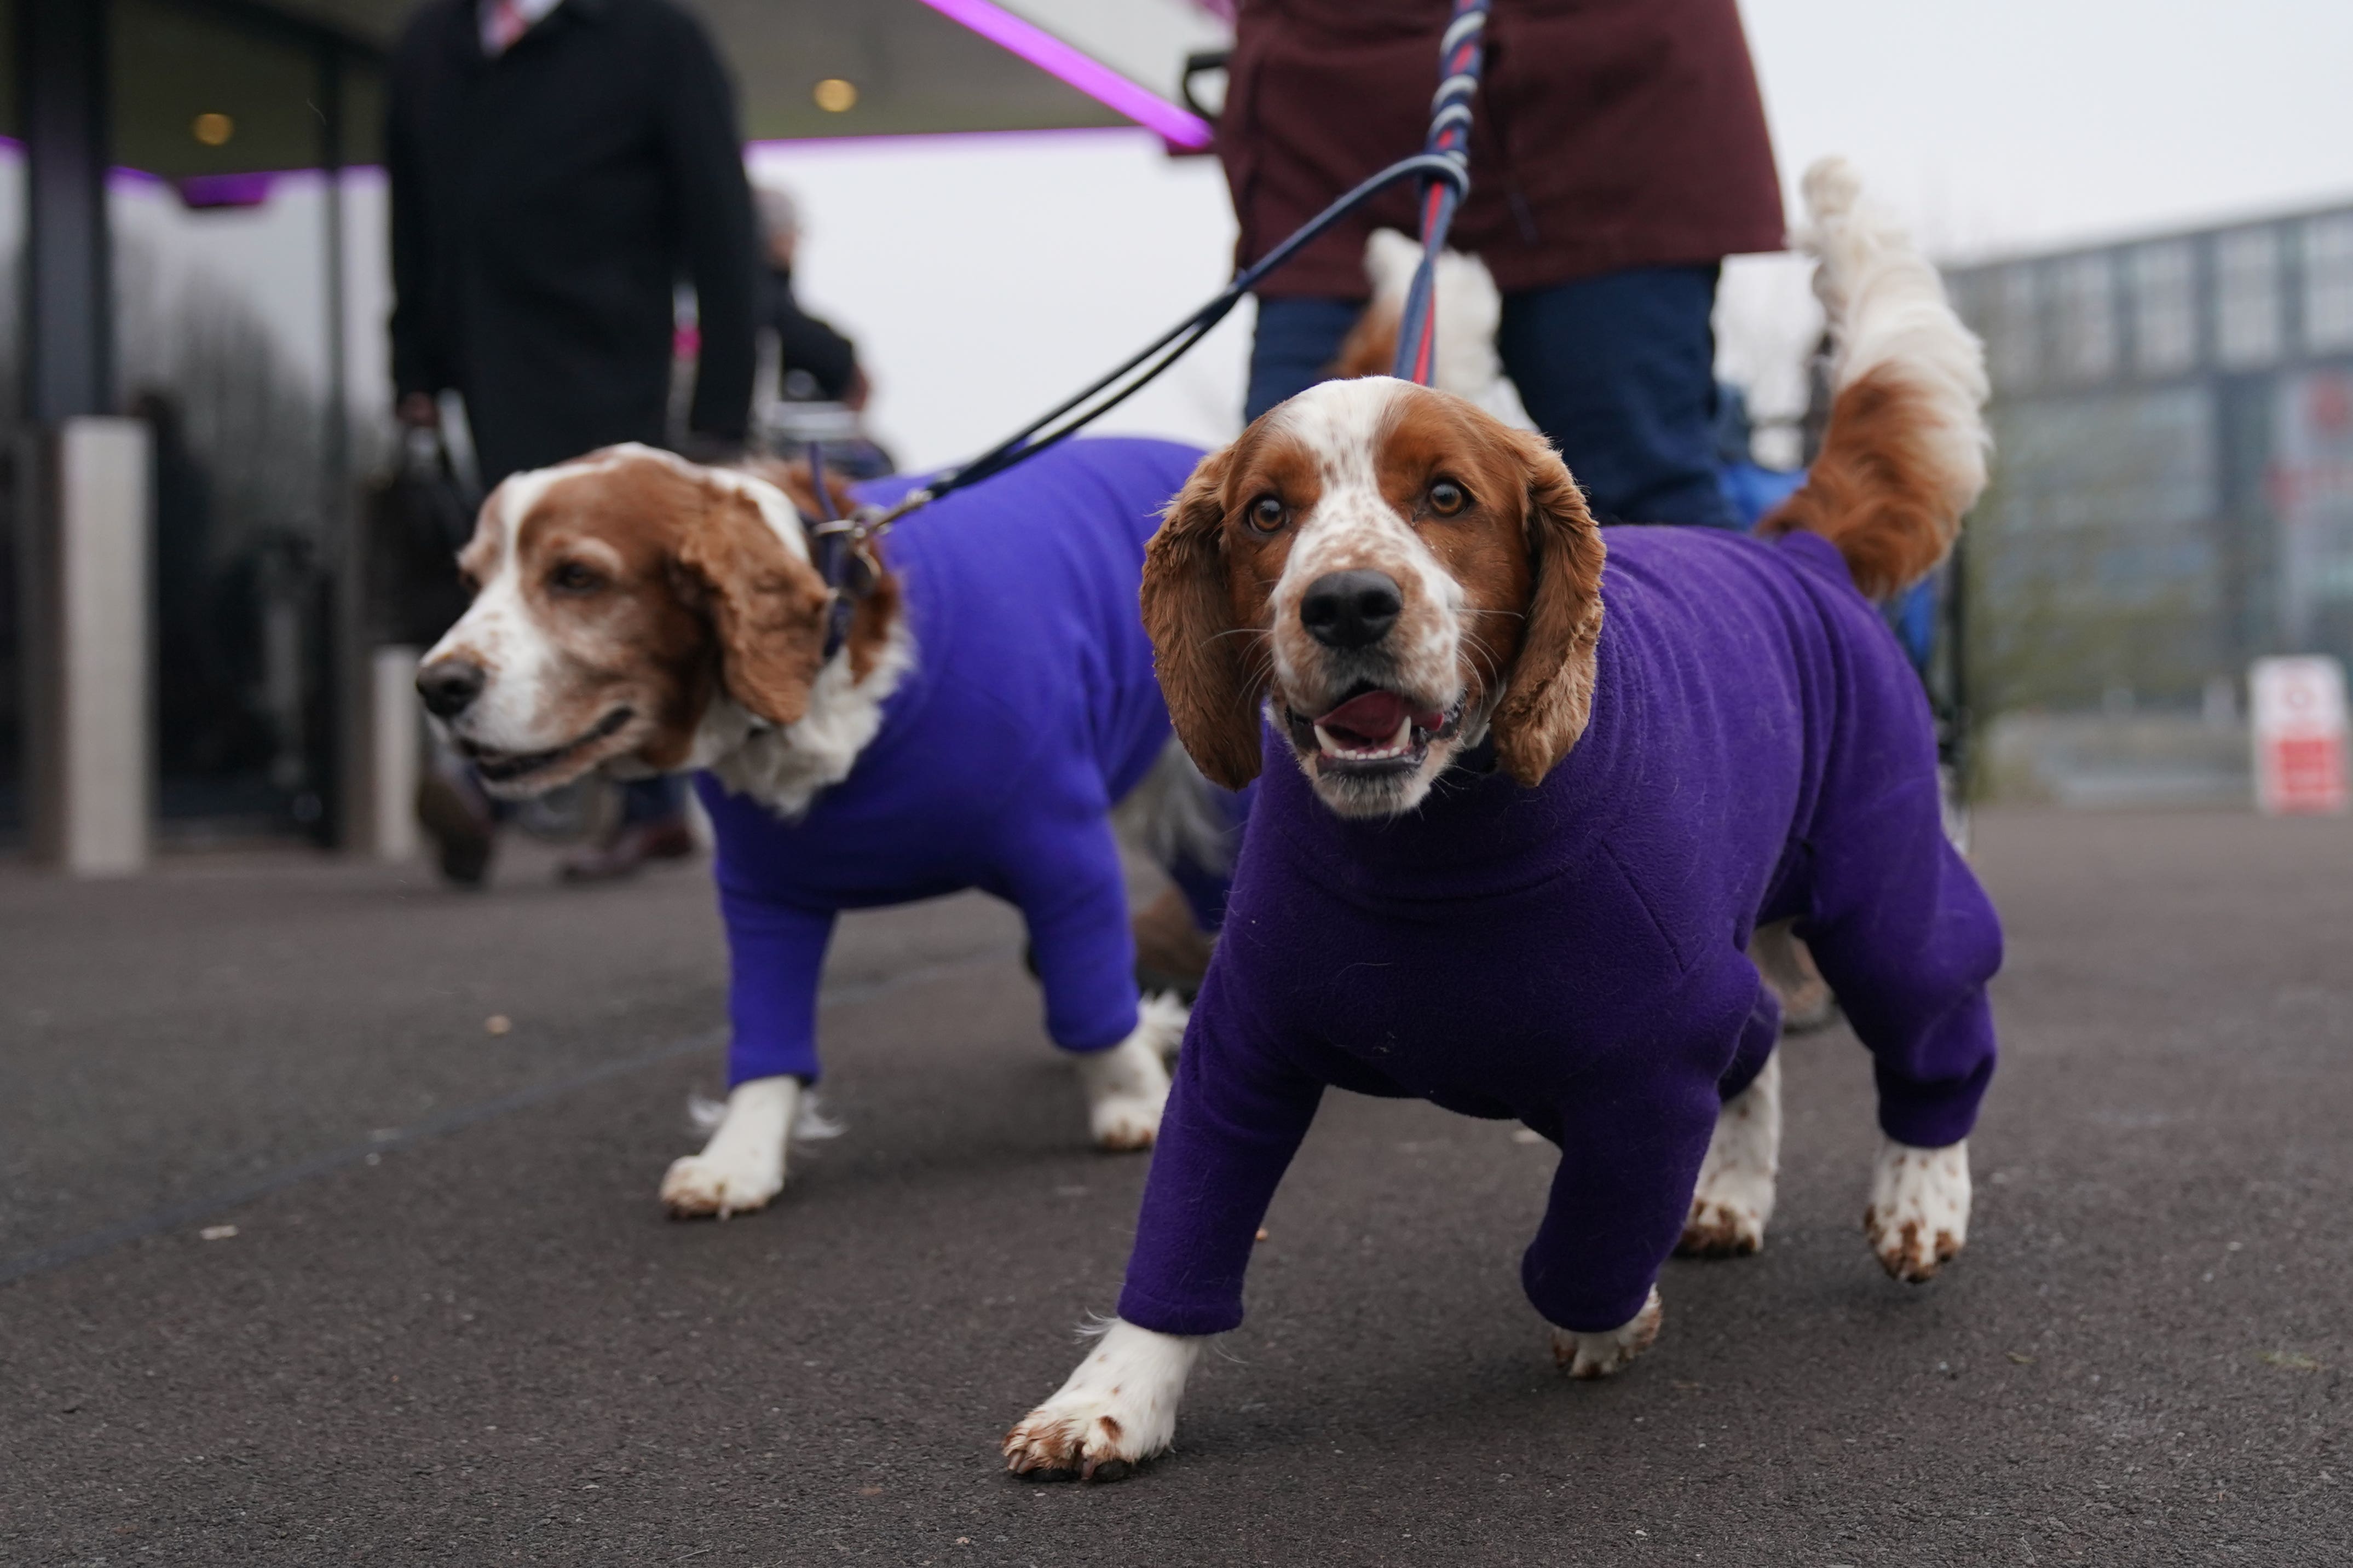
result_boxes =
[1300,570,1403,650]
[416,658,487,720]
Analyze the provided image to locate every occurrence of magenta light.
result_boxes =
[915,0,1213,151]
[175,172,276,210]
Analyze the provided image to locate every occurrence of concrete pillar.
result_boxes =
[365,646,424,863]
[16,0,136,872]
[19,420,153,874]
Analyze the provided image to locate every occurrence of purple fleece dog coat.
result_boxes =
[1118,525,2003,1337]
[695,437,1208,1089]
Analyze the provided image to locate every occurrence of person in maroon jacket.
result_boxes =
[1222,0,1784,529]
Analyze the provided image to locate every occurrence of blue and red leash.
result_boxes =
[1393,0,1489,386]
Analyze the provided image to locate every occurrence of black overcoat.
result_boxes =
[387,0,757,484]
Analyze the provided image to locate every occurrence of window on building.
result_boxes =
[1994,265,2040,390]
[2304,213,2353,353]
[2216,227,2282,368]
[2055,254,2116,381]
[2130,241,2197,375]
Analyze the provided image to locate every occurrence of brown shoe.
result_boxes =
[1751,921,1839,1034]
[416,768,497,887]
[1131,886,1216,1001]
[559,815,697,883]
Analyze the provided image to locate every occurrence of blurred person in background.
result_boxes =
[753,183,866,412]
[1223,0,1783,530]
[386,0,760,884]
[751,182,895,479]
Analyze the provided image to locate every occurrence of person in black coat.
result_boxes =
[388,0,759,883]
[749,182,895,478]
[751,183,864,410]
[387,0,758,482]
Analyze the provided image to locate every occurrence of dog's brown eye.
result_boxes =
[1428,480,1468,517]
[548,561,604,594]
[1247,495,1287,533]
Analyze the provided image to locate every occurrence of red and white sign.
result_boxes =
[2250,656,2350,815]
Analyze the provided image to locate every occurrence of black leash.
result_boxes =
[798,0,1494,649]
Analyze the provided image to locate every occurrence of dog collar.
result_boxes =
[795,442,885,663]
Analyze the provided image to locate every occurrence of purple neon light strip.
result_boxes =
[915,0,1214,149]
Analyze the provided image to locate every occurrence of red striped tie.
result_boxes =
[484,0,529,55]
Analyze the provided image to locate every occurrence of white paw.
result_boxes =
[1678,1054,1781,1259]
[1004,1320,1199,1482]
[1681,1185,1770,1258]
[1135,992,1190,1063]
[1074,1008,1181,1152]
[1002,1388,1160,1482]
[1088,1091,1164,1152]
[1865,1137,1970,1282]
[660,1076,797,1219]
[660,1149,783,1219]
[1551,1286,1664,1381]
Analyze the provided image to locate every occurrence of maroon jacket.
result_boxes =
[1219,0,1785,298]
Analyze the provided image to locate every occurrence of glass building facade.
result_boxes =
[1,0,387,844]
[1948,205,2353,715]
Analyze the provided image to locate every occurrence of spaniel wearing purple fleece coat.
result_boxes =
[1007,158,1999,1478]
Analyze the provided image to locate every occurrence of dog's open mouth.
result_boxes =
[463,707,635,785]
[1285,684,1461,774]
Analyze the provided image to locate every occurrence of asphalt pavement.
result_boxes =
[2,809,2347,1565]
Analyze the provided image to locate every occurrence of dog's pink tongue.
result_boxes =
[1316,690,1438,747]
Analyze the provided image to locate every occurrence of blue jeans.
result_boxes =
[1247,264,1737,530]
[620,774,686,825]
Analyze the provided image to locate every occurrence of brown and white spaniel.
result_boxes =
[1005,158,1996,1478]
[415,441,1224,1220]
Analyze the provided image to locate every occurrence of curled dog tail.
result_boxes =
[1332,230,1511,412]
[1759,158,1991,599]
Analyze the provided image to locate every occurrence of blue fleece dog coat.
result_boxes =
[694,438,1209,1087]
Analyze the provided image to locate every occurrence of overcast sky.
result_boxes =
[766,0,2353,467]
[58,0,2353,472]
[1745,0,2353,258]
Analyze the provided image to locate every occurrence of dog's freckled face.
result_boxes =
[1145,377,1607,817]
[417,445,835,796]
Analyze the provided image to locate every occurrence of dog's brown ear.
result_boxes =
[1141,445,1264,789]
[672,481,832,727]
[1487,432,1607,786]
